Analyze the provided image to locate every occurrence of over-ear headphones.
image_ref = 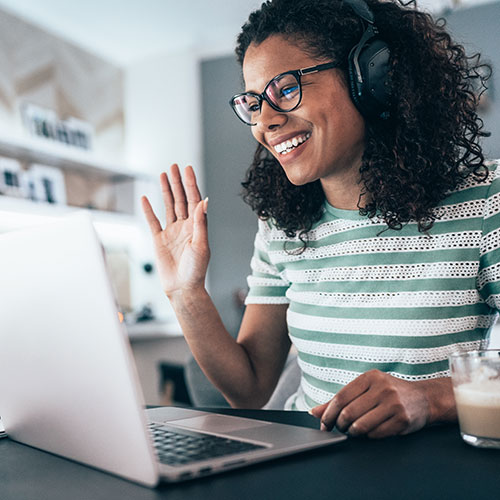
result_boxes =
[343,0,392,120]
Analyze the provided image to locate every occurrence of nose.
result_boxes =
[255,100,287,131]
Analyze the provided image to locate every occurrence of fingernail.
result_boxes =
[203,197,209,214]
[308,409,314,415]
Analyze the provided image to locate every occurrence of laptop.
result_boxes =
[0,212,346,487]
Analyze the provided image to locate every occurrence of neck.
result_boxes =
[320,169,365,211]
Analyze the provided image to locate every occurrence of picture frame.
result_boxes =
[26,164,67,205]
[0,157,25,198]
[21,102,94,151]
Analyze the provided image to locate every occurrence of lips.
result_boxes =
[273,132,311,155]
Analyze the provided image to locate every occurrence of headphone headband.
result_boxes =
[343,0,375,25]
[343,0,392,120]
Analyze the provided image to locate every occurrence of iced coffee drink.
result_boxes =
[449,350,500,448]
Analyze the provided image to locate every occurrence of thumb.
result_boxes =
[192,197,208,248]
[309,402,329,418]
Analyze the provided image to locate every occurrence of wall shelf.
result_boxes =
[0,133,143,181]
[0,195,137,225]
[0,133,150,220]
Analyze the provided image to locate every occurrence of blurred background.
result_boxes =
[0,0,498,405]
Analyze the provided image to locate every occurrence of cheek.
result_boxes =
[320,98,365,144]
[251,128,275,156]
[251,127,262,144]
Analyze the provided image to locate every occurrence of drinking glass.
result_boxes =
[449,350,500,448]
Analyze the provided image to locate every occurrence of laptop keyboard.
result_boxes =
[148,422,266,466]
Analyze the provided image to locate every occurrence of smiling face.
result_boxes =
[243,35,367,208]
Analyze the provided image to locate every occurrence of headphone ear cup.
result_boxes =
[348,38,392,120]
[348,43,363,111]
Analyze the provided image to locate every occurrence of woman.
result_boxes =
[141,0,498,438]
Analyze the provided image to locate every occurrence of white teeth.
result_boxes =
[273,133,311,155]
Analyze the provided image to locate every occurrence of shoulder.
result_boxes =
[255,217,290,248]
[257,217,284,238]
[485,159,500,191]
[442,160,500,202]
[256,217,301,243]
[256,205,337,243]
[433,161,500,224]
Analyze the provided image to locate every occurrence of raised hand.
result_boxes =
[141,164,209,297]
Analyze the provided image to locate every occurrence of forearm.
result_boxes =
[168,287,265,408]
[418,377,458,425]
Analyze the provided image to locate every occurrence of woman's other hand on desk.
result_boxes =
[141,164,210,297]
[310,370,456,439]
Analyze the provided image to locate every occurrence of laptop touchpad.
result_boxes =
[172,415,271,433]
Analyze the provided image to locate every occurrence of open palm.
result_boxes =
[141,164,209,295]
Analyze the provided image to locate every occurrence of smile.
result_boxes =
[273,132,311,155]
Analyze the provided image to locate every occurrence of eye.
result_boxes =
[281,84,299,100]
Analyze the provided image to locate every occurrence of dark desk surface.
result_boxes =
[1,407,500,500]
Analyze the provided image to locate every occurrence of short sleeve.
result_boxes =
[478,160,500,310]
[245,219,290,305]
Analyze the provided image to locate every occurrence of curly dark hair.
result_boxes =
[236,0,491,243]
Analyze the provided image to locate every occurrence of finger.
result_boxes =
[345,404,393,437]
[309,402,329,418]
[169,164,188,220]
[160,171,176,224]
[318,399,342,432]
[366,413,406,439]
[335,390,380,433]
[141,196,162,235]
[192,198,209,249]
[319,375,372,431]
[184,165,202,218]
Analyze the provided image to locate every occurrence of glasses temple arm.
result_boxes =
[299,62,338,76]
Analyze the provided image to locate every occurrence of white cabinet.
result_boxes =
[0,133,147,230]
[0,132,168,320]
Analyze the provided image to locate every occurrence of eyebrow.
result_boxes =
[243,62,338,94]
[243,70,286,94]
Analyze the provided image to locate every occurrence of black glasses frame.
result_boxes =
[229,61,338,126]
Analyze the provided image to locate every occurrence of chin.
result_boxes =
[285,175,309,187]
[280,165,314,187]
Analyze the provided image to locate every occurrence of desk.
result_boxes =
[1,408,499,500]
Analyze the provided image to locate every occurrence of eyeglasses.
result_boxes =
[229,62,338,126]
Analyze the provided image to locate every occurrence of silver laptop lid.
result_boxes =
[0,213,159,487]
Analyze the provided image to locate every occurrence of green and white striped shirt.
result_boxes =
[245,161,500,411]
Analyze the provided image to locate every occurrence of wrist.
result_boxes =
[421,377,457,425]
[167,286,210,312]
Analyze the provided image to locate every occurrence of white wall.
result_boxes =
[124,47,204,191]
[123,47,207,323]
[123,44,236,313]
[123,37,240,190]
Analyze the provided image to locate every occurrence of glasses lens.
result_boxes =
[266,73,300,111]
[231,73,301,125]
[232,94,260,125]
